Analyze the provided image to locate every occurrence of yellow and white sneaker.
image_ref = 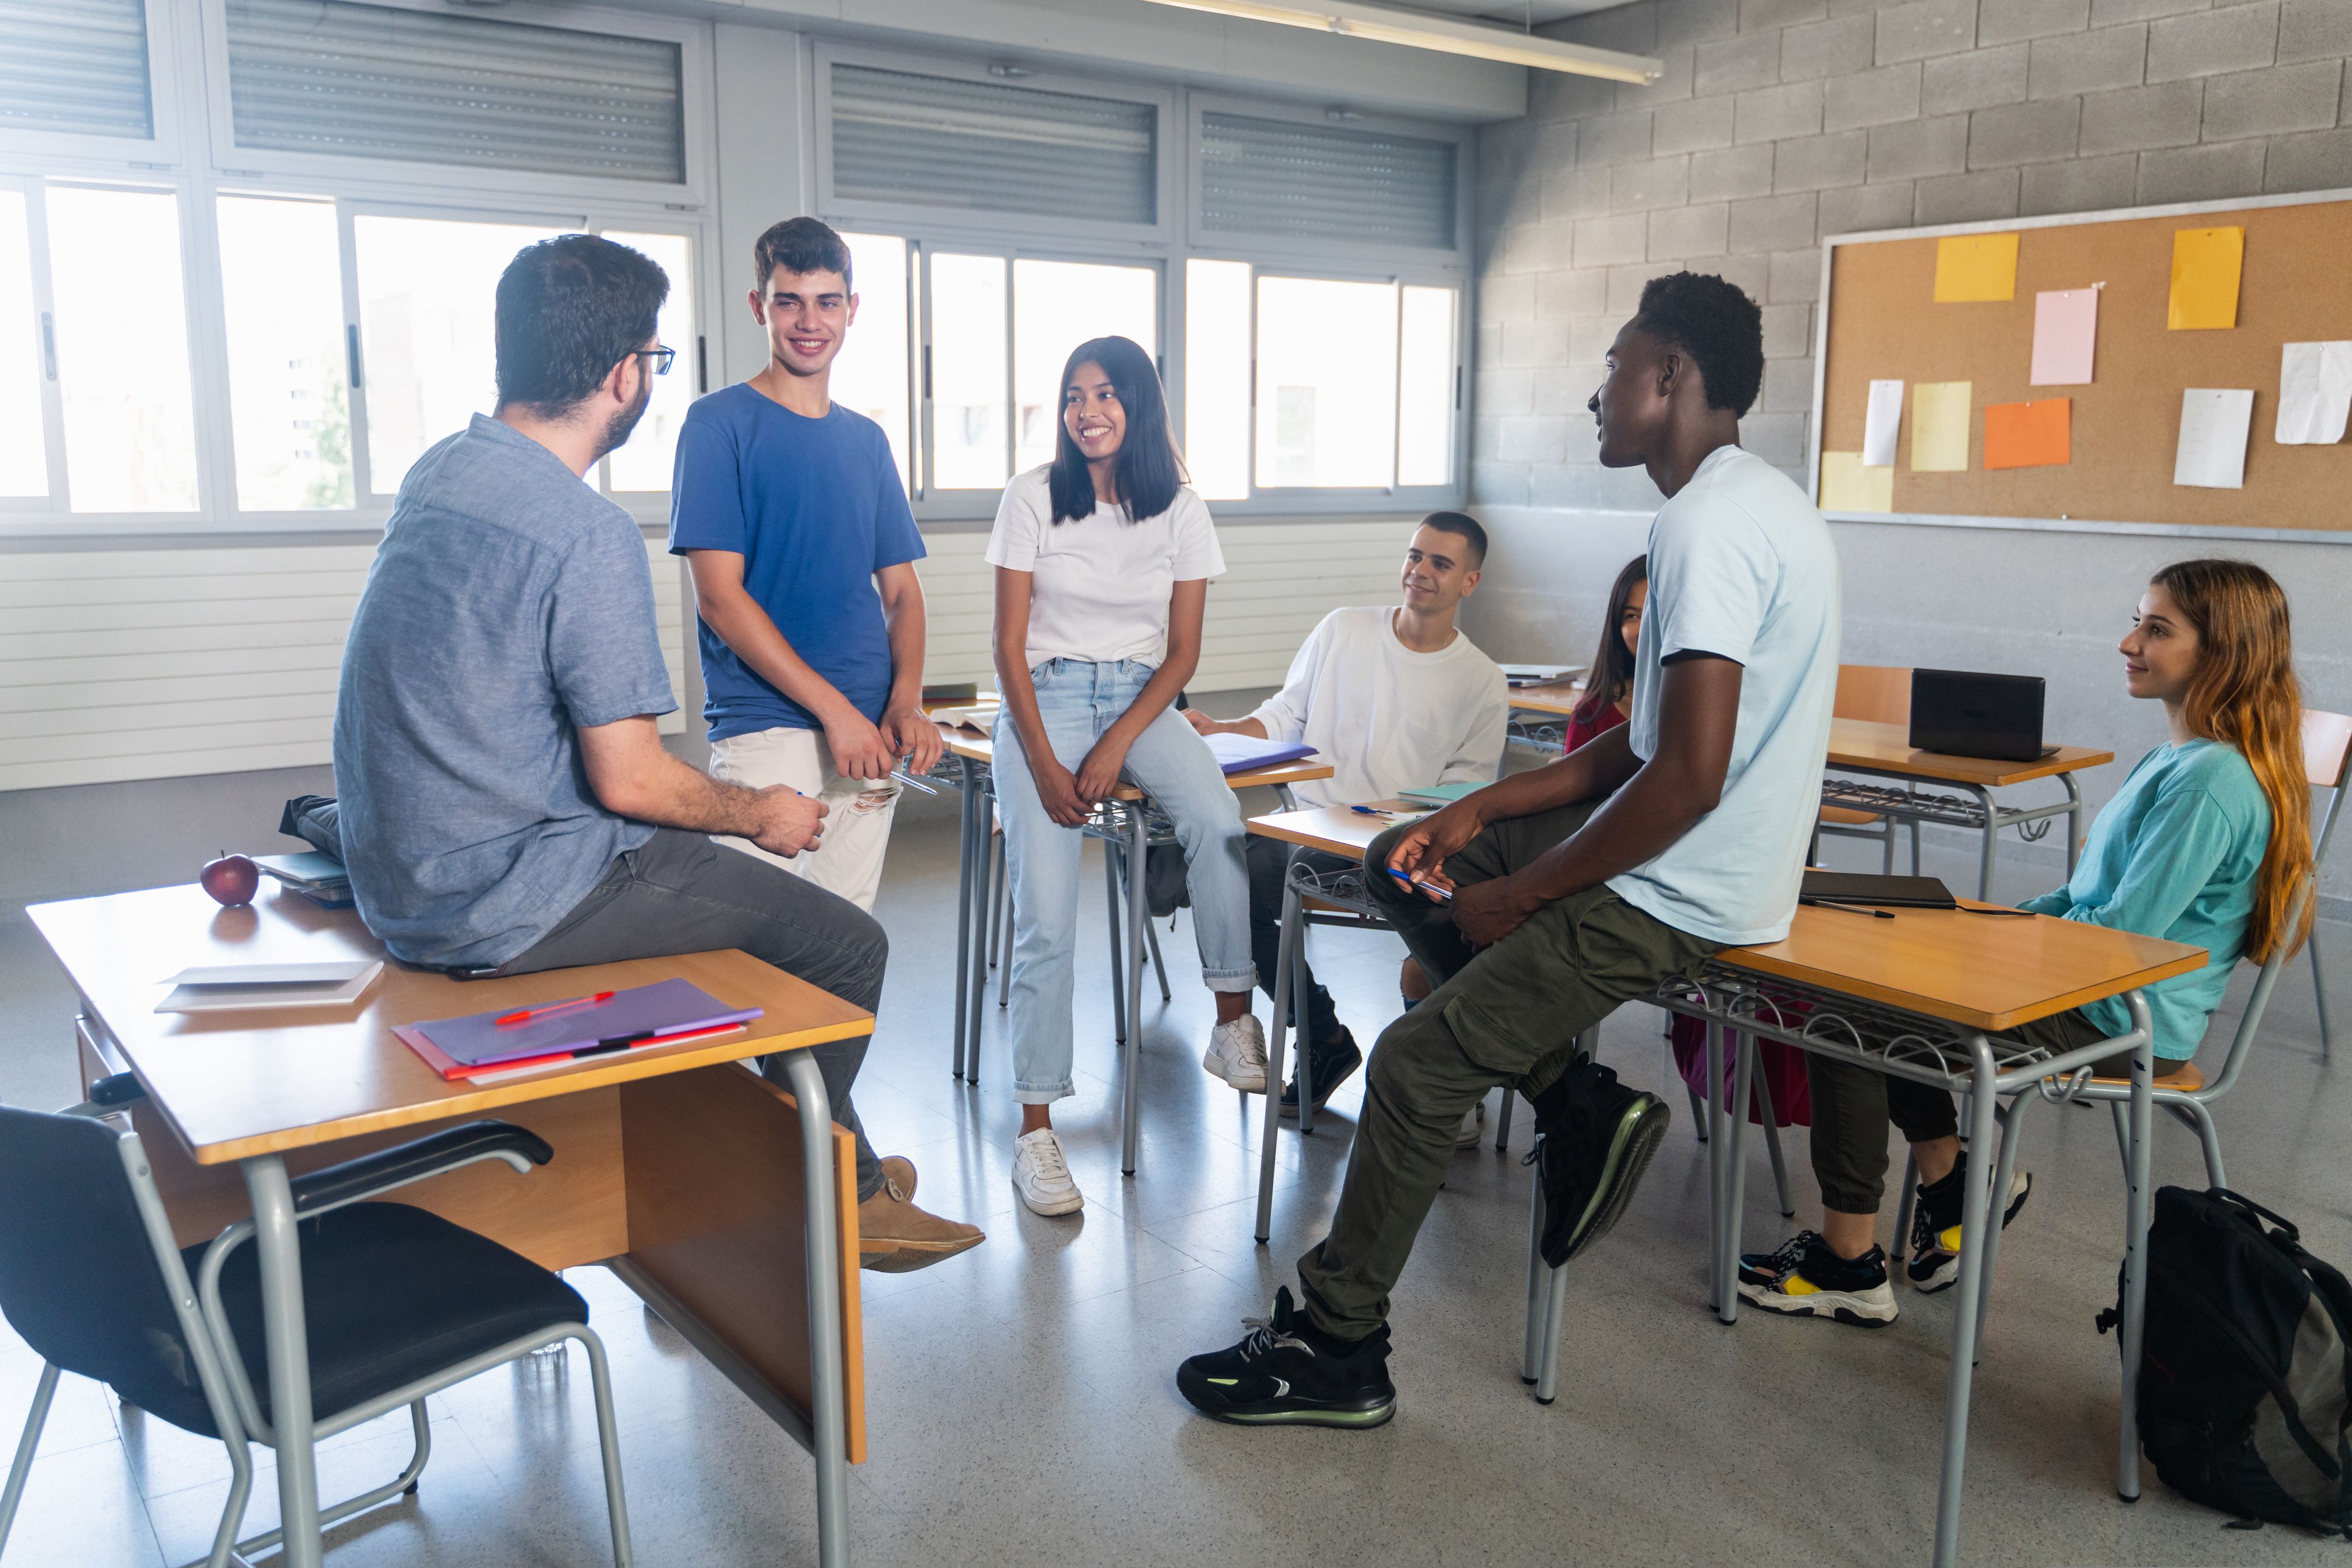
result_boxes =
[1737,1231,1897,1328]
[1908,1161,2032,1293]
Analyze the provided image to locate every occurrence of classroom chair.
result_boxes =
[1816,664,1919,874]
[2302,708,2350,1059]
[0,1083,633,1568]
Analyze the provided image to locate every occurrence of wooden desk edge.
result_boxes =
[178,1015,875,1167]
[1718,946,2207,1034]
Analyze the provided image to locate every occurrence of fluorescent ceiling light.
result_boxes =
[1141,0,1662,83]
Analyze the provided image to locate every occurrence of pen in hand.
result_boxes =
[1387,866,1453,903]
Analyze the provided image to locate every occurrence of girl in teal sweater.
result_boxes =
[1741,559,2313,1326]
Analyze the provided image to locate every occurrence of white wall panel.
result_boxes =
[0,537,688,791]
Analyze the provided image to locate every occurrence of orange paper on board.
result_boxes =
[1982,398,2071,469]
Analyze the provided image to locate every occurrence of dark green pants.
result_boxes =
[1295,797,1721,1340]
[1805,1007,2115,1214]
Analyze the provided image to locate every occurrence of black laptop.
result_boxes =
[1908,669,2054,763]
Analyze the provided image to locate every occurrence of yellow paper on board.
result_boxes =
[1819,451,1894,513]
[1933,234,2018,303]
[1909,381,1972,471]
[2168,227,2242,331]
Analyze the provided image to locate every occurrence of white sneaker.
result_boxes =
[1012,1127,1083,1216]
[1456,1099,1486,1149]
[1203,1014,1269,1092]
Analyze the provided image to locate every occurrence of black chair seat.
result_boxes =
[147,1202,587,1434]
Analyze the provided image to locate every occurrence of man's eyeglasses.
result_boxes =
[636,345,676,377]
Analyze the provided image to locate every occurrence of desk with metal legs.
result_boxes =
[27,886,872,1568]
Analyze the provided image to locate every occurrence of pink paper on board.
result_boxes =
[2030,288,2098,386]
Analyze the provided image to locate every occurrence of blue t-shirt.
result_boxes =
[334,415,677,970]
[667,385,925,741]
[2019,739,2271,1059]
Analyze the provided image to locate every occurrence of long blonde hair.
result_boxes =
[2151,559,2313,962]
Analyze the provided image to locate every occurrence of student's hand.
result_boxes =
[1033,757,1093,828]
[1074,732,1134,805]
[879,701,945,774]
[1387,799,1483,884]
[823,712,898,781]
[1182,710,1226,737]
[748,786,827,858]
[1451,874,1539,948]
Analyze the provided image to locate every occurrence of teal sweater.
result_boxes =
[2018,739,2270,1059]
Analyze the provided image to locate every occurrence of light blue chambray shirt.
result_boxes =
[334,415,677,970]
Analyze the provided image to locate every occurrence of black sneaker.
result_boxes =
[1527,1061,1670,1267]
[1175,1287,1396,1428]
[1907,1156,2032,1293]
[1278,1028,1363,1119]
[1737,1231,1897,1326]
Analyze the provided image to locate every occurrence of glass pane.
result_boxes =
[829,232,911,492]
[218,196,352,511]
[929,252,1006,491]
[355,214,564,495]
[1255,276,1397,489]
[1012,259,1157,474]
[47,185,200,513]
[1398,284,1456,488]
[0,190,43,498]
[600,230,695,493]
[1183,259,1250,502]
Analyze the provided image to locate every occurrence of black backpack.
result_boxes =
[2099,1186,2352,1536]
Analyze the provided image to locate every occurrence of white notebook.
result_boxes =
[155,959,383,1014]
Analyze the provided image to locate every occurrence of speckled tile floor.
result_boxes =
[4,797,2347,1567]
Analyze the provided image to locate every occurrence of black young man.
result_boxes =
[1176,271,1840,1426]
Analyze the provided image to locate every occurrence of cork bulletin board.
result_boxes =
[1811,189,2352,536]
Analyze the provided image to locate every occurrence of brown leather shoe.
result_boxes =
[856,1157,982,1273]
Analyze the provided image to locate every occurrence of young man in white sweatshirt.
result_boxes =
[1186,513,1508,1129]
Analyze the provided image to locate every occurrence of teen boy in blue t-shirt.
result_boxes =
[668,217,942,911]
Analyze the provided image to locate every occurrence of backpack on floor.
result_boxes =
[2098,1186,2352,1536]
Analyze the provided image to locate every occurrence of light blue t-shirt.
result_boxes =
[2019,739,2271,1059]
[667,385,924,741]
[334,415,677,970]
[1608,444,1842,945]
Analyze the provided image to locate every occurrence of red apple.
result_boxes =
[201,854,261,908]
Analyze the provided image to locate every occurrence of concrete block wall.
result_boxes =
[1472,0,2352,509]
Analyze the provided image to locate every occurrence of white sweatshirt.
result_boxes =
[1245,606,1509,811]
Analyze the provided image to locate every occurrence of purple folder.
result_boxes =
[415,978,763,1069]
[1202,733,1317,774]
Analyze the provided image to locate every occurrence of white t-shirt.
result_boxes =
[1608,444,1840,946]
[1247,606,1509,811]
[984,466,1226,670]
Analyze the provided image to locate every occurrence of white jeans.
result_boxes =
[705,726,901,912]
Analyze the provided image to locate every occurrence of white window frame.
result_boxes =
[814,41,1178,251]
[0,0,718,539]
[192,0,712,210]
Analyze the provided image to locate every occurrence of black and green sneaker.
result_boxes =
[1175,1287,1396,1428]
[1528,1060,1670,1267]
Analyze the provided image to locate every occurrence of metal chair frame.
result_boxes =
[0,1102,633,1568]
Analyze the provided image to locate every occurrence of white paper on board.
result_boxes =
[2275,341,2352,446]
[2174,388,2255,489]
[1861,379,1903,466]
[2029,289,2098,385]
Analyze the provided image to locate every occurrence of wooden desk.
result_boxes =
[929,715,1337,1176]
[1822,717,2114,898]
[1503,677,1589,718]
[28,885,869,1568]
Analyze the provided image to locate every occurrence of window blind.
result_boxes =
[1199,113,1455,251]
[223,0,685,184]
[0,0,153,141]
[830,65,1156,226]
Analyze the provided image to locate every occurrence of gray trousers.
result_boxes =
[502,827,887,1200]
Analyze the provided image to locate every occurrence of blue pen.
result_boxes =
[1385,866,1453,902]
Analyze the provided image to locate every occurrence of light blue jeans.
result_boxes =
[993,659,1256,1104]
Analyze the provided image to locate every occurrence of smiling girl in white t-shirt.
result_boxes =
[986,335,1262,1216]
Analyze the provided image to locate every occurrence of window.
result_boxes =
[48,184,199,512]
[1012,259,1156,472]
[1397,285,1457,488]
[601,229,695,493]
[830,231,912,491]
[354,213,567,494]
[1183,259,1250,503]
[927,253,1006,492]
[1199,111,1457,252]
[218,195,352,509]
[0,189,42,498]
[0,0,155,143]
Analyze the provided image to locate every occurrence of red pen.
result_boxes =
[494,990,615,1028]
